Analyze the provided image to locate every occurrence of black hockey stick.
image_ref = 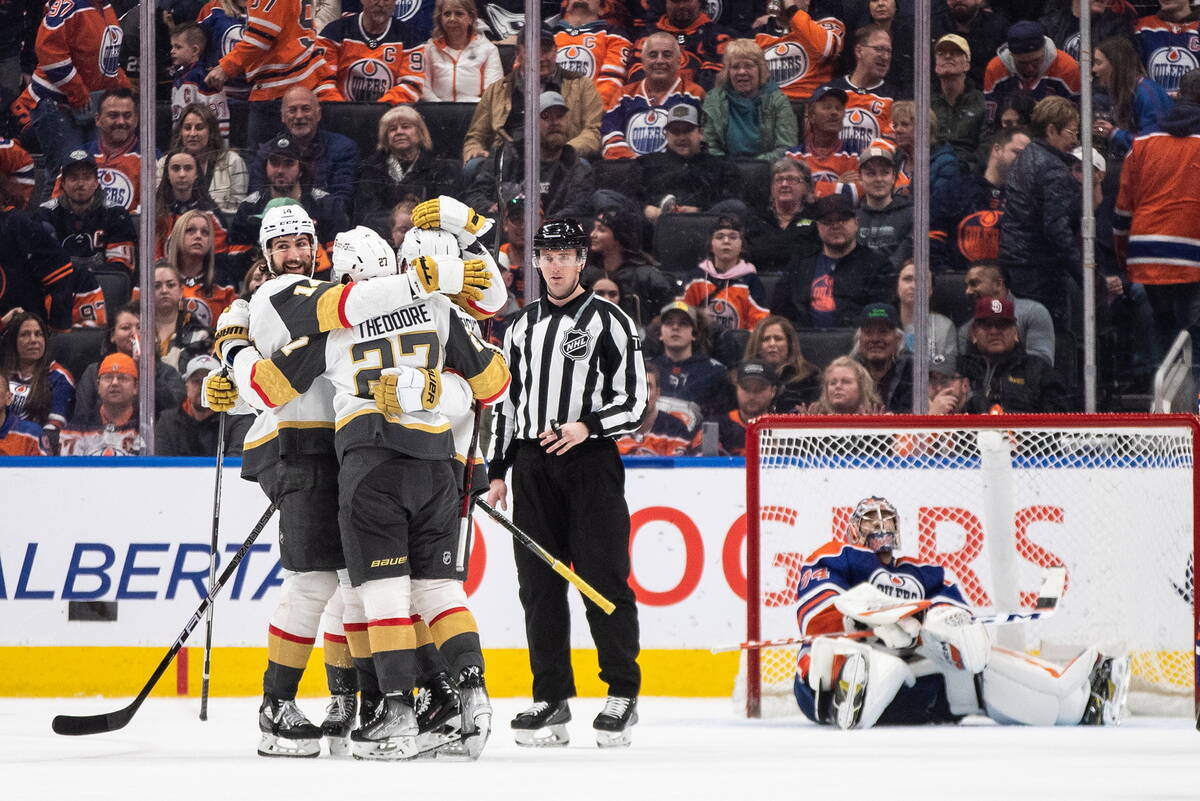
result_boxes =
[199,410,226,721]
[52,504,278,736]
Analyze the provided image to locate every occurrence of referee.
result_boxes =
[485,219,648,749]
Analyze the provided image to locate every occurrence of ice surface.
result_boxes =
[3,697,1197,801]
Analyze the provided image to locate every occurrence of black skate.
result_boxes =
[359,692,383,728]
[1081,655,1131,725]
[320,694,357,757]
[257,695,321,758]
[593,696,638,748]
[413,673,462,758]
[350,693,419,761]
[832,652,867,730]
[511,699,571,748]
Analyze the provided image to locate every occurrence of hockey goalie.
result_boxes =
[793,497,1131,729]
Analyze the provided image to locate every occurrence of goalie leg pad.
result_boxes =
[807,638,915,729]
[981,647,1097,726]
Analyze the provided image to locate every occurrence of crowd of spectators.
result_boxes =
[2,0,1200,459]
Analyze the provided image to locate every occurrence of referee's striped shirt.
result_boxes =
[487,289,648,478]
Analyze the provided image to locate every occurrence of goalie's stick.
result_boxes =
[715,567,1067,653]
[52,504,278,736]
[476,500,616,614]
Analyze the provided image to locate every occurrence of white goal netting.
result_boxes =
[738,415,1198,718]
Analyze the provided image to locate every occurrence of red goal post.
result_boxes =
[742,413,1200,719]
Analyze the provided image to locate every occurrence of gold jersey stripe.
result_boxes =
[316,284,350,331]
[467,354,510,402]
[252,359,300,407]
[335,407,452,434]
[322,638,353,669]
[368,621,417,653]
[242,419,335,451]
[345,629,371,660]
[414,619,435,648]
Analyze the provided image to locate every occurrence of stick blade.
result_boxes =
[52,706,134,736]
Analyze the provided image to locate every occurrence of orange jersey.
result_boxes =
[318,14,425,104]
[0,138,34,210]
[0,414,47,456]
[755,10,844,101]
[827,76,898,153]
[553,21,632,108]
[50,138,147,214]
[182,279,239,330]
[219,0,339,101]
[786,137,861,198]
[682,266,770,332]
[615,410,698,456]
[31,0,130,107]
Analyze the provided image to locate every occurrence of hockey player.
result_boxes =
[215,204,508,761]
[794,496,1130,729]
[206,202,493,758]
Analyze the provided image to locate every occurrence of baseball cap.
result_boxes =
[812,193,856,221]
[859,140,896,167]
[184,354,221,380]
[974,295,1017,322]
[810,84,849,104]
[857,302,901,329]
[935,34,971,60]
[62,149,97,172]
[659,300,698,327]
[735,359,779,387]
[664,103,701,129]
[1007,21,1046,56]
[929,351,960,379]
[1071,146,1106,174]
[267,135,302,161]
[539,91,568,114]
[99,352,138,379]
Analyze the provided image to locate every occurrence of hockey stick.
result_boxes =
[476,500,617,614]
[454,319,493,573]
[52,504,278,736]
[199,409,226,721]
[715,568,1067,653]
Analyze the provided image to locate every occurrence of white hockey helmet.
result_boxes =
[332,225,399,283]
[258,201,317,269]
[398,226,460,271]
[848,496,899,553]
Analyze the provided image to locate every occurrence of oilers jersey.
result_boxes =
[754,9,844,102]
[0,208,106,331]
[827,75,899,154]
[600,78,705,159]
[681,271,770,333]
[0,138,34,211]
[197,0,251,101]
[785,136,862,198]
[316,14,425,103]
[50,137,151,215]
[1134,14,1200,96]
[31,0,129,107]
[553,19,632,107]
[171,63,231,139]
[794,541,971,678]
[217,0,339,101]
[627,11,731,89]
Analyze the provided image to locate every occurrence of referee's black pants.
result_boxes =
[511,438,641,702]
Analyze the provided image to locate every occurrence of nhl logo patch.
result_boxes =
[561,327,592,360]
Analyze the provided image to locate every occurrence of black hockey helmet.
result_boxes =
[533,219,588,252]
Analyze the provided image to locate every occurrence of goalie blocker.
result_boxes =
[794,497,1131,729]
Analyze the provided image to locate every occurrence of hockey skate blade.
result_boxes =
[595,726,634,748]
[834,654,867,731]
[350,735,420,761]
[513,723,569,748]
[325,735,350,757]
[257,733,321,758]
[459,711,491,760]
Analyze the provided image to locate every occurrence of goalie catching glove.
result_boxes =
[410,255,491,302]
[213,299,251,368]
[411,196,493,247]
[372,366,441,416]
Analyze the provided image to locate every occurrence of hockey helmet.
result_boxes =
[533,219,589,254]
[332,226,399,283]
[398,226,460,269]
[258,200,317,273]
[848,496,900,553]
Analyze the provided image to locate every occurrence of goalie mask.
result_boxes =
[399,227,460,270]
[848,496,900,553]
[332,226,398,283]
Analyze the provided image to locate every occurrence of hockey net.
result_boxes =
[738,414,1199,719]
